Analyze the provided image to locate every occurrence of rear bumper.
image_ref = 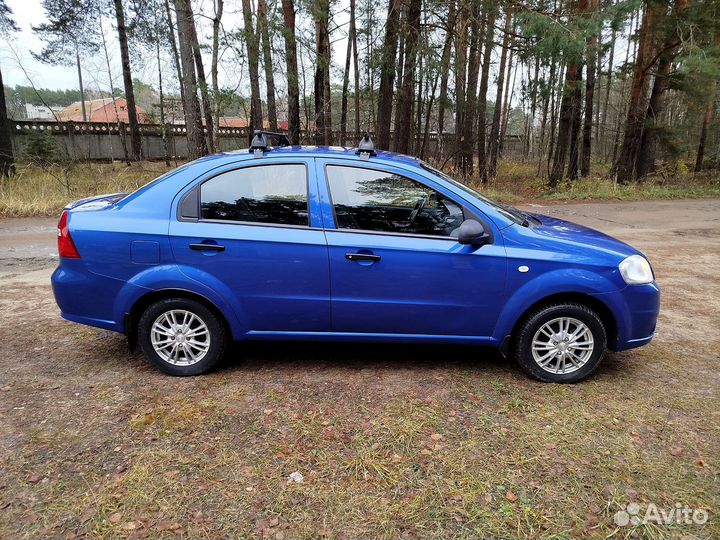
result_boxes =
[592,282,660,352]
[51,260,125,333]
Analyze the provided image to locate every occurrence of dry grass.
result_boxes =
[447,160,720,204]
[0,162,175,217]
[1,159,719,217]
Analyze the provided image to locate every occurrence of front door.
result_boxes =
[318,161,507,338]
[170,159,331,334]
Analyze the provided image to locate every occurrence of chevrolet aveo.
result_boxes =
[51,133,660,383]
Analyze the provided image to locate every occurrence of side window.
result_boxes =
[326,165,466,237]
[200,164,308,226]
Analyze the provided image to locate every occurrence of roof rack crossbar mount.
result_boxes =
[249,130,290,155]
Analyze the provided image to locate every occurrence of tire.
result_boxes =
[138,298,226,376]
[514,303,607,383]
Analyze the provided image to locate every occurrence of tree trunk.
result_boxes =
[566,64,583,180]
[694,90,715,172]
[313,0,332,145]
[392,3,406,151]
[113,0,141,160]
[350,0,360,138]
[549,63,581,188]
[258,0,278,131]
[188,9,215,153]
[636,0,690,178]
[615,2,656,183]
[376,0,402,149]
[174,0,207,159]
[394,0,421,155]
[635,55,671,178]
[157,39,171,166]
[459,0,481,176]
[340,7,353,145]
[242,0,264,133]
[454,0,468,169]
[487,7,512,179]
[99,15,130,164]
[281,0,300,144]
[549,0,588,187]
[0,67,14,177]
[580,0,599,176]
[499,35,515,154]
[211,0,224,146]
[601,26,615,160]
[75,47,87,122]
[477,1,498,184]
[420,71,439,159]
[435,1,456,158]
[164,0,186,107]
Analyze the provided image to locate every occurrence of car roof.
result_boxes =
[210,145,423,166]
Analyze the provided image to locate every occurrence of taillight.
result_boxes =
[57,210,81,258]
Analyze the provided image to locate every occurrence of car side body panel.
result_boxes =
[51,146,660,356]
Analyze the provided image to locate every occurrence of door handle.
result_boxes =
[346,252,381,262]
[190,243,225,252]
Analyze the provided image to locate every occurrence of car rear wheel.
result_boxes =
[514,303,606,383]
[138,298,226,376]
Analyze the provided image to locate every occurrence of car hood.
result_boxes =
[529,213,641,259]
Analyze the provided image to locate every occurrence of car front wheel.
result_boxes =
[138,298,226,376]
[514,303,607,383]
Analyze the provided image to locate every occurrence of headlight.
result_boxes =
[619,255,654,285]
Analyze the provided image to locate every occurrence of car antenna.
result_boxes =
[355,133,376,160]
[249,130,290,158]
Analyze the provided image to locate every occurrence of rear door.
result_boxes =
[317,160,507,338]
[170,158,331,334]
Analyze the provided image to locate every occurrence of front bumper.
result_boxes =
[592,281,660,351]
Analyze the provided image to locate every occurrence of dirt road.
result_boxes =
[1,199,718,539]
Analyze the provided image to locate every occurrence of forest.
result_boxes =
[0,0,719,189]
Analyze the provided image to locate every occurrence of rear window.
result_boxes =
[200,164,308,226]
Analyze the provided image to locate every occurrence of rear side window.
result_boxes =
[201,164,308,226]
[326,165,466,237]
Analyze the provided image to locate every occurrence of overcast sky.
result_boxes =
[2,0,81,88]
[0,0,354,96]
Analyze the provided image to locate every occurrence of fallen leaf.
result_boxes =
[318,527,333,537]
[420,449,432,455]
[430,433,443,441]
[669,446,683,457]
[28,474,42,484]
[108,512,122,524]
[156,521,182,531]
[505,491,518,502]
[121,521,140,531]
[268,517,280,527]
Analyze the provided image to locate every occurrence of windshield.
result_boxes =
[420,162,527,225]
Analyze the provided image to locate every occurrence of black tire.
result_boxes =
[138,298,226,376]
[514,303,607,383]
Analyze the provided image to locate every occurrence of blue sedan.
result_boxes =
[51,133,659,382]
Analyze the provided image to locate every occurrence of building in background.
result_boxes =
[24,103,62,120]
[57,98,152,124]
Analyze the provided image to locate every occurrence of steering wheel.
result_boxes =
[408,195,427,227]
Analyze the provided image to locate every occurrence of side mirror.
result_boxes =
[458,219,490,246]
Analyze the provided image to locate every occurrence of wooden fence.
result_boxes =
[9,119,524,162]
